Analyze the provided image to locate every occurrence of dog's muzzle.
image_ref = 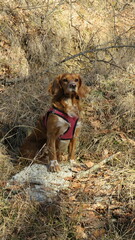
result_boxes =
[69,82,76,90]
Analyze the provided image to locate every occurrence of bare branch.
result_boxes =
[58,45,135,65]
[76,152,121,179]
[2,45,134,86]
[96,59,124,70]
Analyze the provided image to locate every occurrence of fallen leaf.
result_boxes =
[0,87,5,92]
[82,153,91,160]
[75,225,87,239]
[119,132,135,146]
[89,118,102,129]
[81,203,93,211]
[86,106,93,112]
[5,184,23,191]
[102,149,109,158]
[93,228,106,238]
[69,195,76,201]
[79,178,89,182]
[71,166,82,172]
[0,181,7,187]
[85,161,94,168]
[70,182,81,189]
[64,176,74,181]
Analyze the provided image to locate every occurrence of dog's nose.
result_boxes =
[69,82,76,89]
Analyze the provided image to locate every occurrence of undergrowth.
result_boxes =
[0,0,135,239]
[0,72,135,240]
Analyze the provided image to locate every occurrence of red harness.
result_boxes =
[44,107,78,140]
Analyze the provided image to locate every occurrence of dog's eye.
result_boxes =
[63,78,68,83]
[75,79,79,82]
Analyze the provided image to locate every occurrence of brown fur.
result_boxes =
[20,73,87,171]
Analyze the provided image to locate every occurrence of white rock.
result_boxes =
[9,163,73,202]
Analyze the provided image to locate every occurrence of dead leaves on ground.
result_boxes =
[84,160,94,168]
[2,158,134,239]
[75,225,88,239]
[60,165,135,239]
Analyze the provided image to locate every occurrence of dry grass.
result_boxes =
[1,73,134,239]
[0,0,135,81]
[79,72,135,167]
[0,0,135,239]
[0,145,14,181]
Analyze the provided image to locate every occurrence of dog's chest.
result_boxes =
[56,113,81,153]
[65,99,79,117]
[56,116,70,136]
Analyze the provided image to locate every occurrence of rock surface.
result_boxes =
[8,163,74,202]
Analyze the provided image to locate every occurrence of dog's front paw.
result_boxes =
[49,160,61,172]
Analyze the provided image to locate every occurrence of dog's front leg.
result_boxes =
[69,138,77,165]
[69,123,81,165]
[46,114,61,172]
[47,136,61,172]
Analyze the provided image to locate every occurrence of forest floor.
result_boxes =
[1,82,135,239]
[0,0,135,239]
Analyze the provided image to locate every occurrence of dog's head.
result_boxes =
[48,73,87,98]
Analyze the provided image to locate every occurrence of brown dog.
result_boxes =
[20,73,87,171]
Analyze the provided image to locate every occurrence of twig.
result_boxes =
[118,132,135,147]
[57,45,135,65]
[2,45,135,86]
[76,152,121,179]
[33,143,47,161]
[14,0,65,12]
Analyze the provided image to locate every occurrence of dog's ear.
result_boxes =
[48,75,63,96]
[77,75,88,98]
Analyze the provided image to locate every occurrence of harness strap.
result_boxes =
[43,107,78,140]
